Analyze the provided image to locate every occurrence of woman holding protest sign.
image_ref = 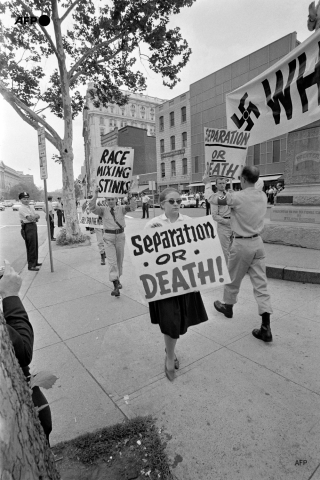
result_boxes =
[145,188,208,382]
[89,187,136,297]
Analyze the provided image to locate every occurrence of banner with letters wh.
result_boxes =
[226,31,320,146]
[204,127,249,181]
[93,146,134,198]
[127,216,230,303]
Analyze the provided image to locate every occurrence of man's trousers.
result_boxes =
[217,221,232,263]
[22,223,38,268]
[103,232,126,281]
[95,228,105,254]
[223,236,273,315]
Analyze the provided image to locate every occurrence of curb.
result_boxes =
[266,264,320,284]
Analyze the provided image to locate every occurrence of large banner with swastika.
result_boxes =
[226,31,320,146]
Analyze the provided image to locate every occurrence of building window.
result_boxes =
[110,107,114,113]
[182,158,187,175]
[170,111,175,127]
[99,117,104,125]
[100,128,105,135]
[160,139,164,153]
[109,120,113,127]
[121,108,125,115]
[182,132,187,148]
[273,140,280,163]
[181,106,186,123]
[254,144,260,165]
[159,116,164,131]
[171,160,176,176]
[161,162,165,178]
[170,136,175,150]
[150,114,154,121]
[194,156,199,173]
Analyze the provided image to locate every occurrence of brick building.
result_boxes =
[155,91,191,194]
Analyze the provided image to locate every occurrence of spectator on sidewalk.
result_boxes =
[18,192,42,272]
[145,188,208,382]
[56,197,64,227]
[141,192,150,219]
[89,188,136,297]
[43,196,56,241]
[203,166,273,343]
[195,192,200,208]
[208,177,232,263]
[1,260,52,443]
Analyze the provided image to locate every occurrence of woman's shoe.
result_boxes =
[164,357,175,382]
[165,349,179,369]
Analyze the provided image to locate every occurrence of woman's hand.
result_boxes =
[202,174,211,185]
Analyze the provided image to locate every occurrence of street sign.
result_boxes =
[38,127,48,179]
[148,181,156,190]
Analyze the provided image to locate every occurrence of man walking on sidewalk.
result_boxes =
[141,192,150,219]
[203,166,273,343]
[43,196,56,240]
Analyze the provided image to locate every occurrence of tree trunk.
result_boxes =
[61,141,80,236]
[0,311,60,480]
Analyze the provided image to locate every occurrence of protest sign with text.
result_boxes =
[93,146,134,198]
[127,216,230,302]
[77,199,103,229]
[226,31,320,146]
[204,127,249,181]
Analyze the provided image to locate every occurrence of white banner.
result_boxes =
[226,31,320,146]
[78,199,103,229]
[204,127,249,181]
[93,146,134,198]
[127,216,230,303]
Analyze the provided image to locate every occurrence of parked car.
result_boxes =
[0,203,5,211]
[34,202,45,210]
[29,200,35,205]
[3,200,13,207]
[12,203,21,211]
[180,195,197,208]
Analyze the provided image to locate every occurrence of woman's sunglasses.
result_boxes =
[164,199,182,205]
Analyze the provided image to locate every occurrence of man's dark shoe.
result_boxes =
[252,325,273,343]
[214,300,233,318]
[36,263,42,266]
[28,266,39,271]
[51,238,56,241]
[111,280,120,297]
[100,253,106,265]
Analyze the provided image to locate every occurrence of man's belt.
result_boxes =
[234,234,259,239]
[104,228,124,234]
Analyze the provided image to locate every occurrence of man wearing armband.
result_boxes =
[203,166,273,343]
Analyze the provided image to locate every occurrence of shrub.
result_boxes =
[56,228,90,246]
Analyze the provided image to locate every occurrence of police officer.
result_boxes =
[18,192,42,272]
[203,166,273,343]
[209,177,232,263]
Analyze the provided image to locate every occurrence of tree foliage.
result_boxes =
[0,0,195,234]
[9,181,42,201]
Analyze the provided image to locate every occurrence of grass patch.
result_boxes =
[52,416,174,480]
[56,227,90,246]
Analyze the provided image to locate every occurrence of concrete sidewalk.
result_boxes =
[17,218,320,480]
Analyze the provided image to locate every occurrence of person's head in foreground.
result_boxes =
[160,188,181,218]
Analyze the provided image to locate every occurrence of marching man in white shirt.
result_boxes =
[203,166,273,343]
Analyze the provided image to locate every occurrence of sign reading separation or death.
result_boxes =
[127,216,230,302]
[77,199,103,229]
[204,128,250,181]
[94,146,134,197]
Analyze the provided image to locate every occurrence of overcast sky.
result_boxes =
[0,0,310,191]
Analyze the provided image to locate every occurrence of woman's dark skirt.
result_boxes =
[149,292,208,339]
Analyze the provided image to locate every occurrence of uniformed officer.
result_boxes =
[209,177,232,263]
[18,192,42,272]
[203,166,273,343]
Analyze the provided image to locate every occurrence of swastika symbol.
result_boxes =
[231,93,260,131]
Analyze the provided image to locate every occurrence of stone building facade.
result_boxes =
[82,83,165,191]
[155,91,191,194]
[0,162,24,199]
